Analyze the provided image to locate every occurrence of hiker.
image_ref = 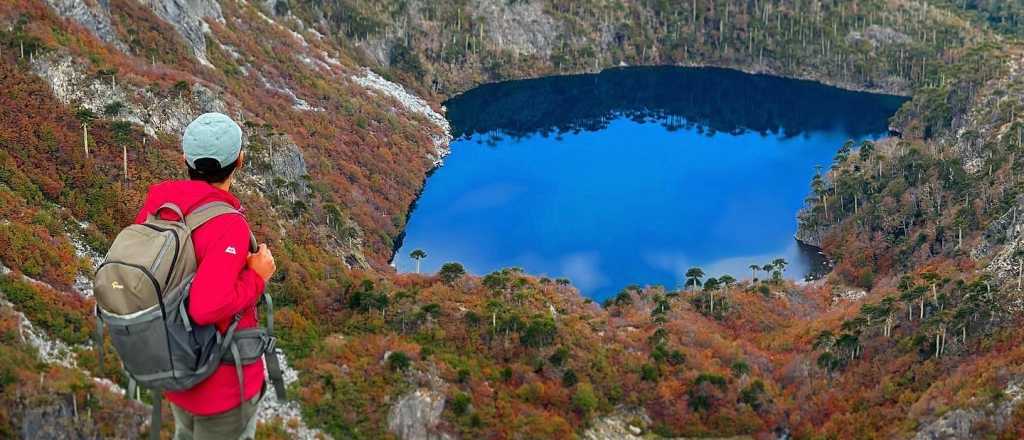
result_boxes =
[132,112,275,439]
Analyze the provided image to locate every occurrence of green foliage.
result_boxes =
[667,350,686,366]
[102,101,125,117]
[548,346,569,367]
[689,372,728,412]
[640,363,659,382]
[731,360,750,377]
[387,351,411,371]
[520,316,557,348]
[561,369,578,388]
[571,383,599,416]
[450,392,471,416]
[740,380,767,410]
[438,262,466,284]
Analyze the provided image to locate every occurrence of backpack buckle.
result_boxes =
[265,335,278,354]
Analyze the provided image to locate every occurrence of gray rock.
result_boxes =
[30,53,229,138]
[44,0,127,51]
[914,379,1024,439]
[846,25,912,48]
[21,395,100,440]
[472,0,560,57]
[140,0,224,66]
[583,406,649,440]
[387,388,452,440]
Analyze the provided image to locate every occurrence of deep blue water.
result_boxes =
[395,67,906,300]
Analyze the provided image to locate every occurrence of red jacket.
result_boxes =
[134,180,266,416]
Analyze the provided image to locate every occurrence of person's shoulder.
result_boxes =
[202,209,250,233]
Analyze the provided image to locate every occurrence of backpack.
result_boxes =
[93,201,286,439]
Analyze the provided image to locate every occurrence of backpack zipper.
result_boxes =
[141,224,182,288]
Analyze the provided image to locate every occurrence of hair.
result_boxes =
[187,157,238,184]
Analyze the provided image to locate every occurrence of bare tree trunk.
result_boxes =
[83,124,90,158]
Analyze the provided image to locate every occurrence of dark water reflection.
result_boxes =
[447,66,904,141]
[397,67,905,300]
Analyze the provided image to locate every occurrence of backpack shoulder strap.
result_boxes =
[185,201,243,232]
[148,202,185,223]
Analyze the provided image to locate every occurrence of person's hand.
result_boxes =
[247,243,276,282]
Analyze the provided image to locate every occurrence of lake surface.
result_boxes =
[395,67,906,300]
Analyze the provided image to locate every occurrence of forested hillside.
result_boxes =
[0,0,1023,439]
[295,0,989,96]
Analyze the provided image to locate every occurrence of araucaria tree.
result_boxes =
[685,267,705,291]
[410,249,427,273]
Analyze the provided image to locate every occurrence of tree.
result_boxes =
[740,380,767,410]
[921,271,941,305]
[731,360,750,377]
[816,351,841,378]
[685,267,705,290]
[438,262,465,284]
[103,101,125,117]
[74,108,96,158]
[520,316,557,348]
[703,277,720,315]
[859,140,876,161]
[718,274,736,288]
[771,258,788,274]
[451,392,471,416]
[562,369,578,387]
[571,383,598,416]
[651,294,670,320]
[409,249,427,273]
[387,351,411,371]
[813,330,835,352]
[749,264,760,280]
[762,263,776,282]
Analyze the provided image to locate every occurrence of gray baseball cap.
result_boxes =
[182,112,242,169]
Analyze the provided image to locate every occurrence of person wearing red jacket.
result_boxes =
[134,113,276,439]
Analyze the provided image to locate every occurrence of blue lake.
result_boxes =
[395,67,906,300]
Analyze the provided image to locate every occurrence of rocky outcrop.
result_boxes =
[583,406,649,440]
[255,351,330,440]
[472,0,560,57]
[44,0,126,51]
[845,25,912,48]
[19,393,143,440]
[831,288,867,306]
[387,388,452,440]
[794,223,827,249]
[140,0,224,66]
[30,53,230,137]
[582,406,758,440]
[352,69,452,165]
[913,379,1024,439]
[387,367,453,440]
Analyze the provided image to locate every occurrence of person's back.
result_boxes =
[134,113,276,439]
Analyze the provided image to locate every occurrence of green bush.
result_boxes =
[387,351,411,371]
[561,369,578,387]
[450,392,471,416]
[571,383,598,416]
[640,363,659,382]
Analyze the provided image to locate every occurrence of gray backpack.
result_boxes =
[93,201,286,439]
